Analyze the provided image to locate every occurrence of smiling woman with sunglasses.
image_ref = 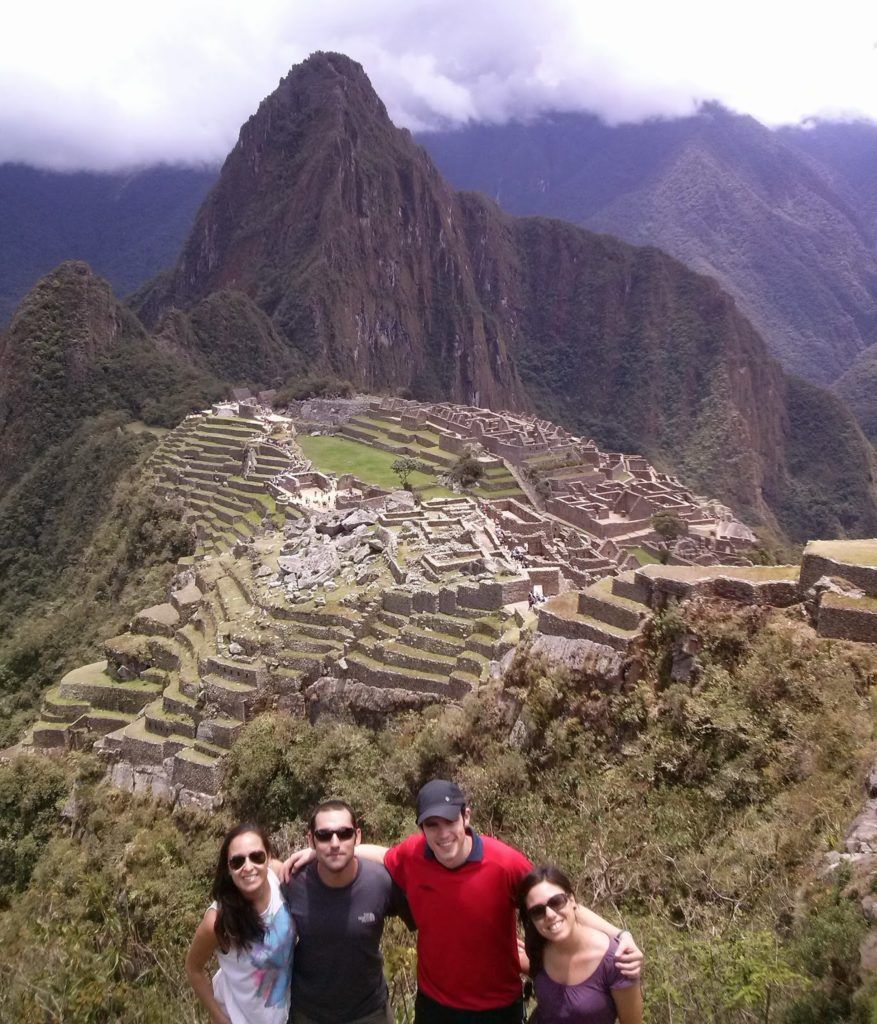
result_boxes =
[518,866,643,1024]
[186,823,295,1024]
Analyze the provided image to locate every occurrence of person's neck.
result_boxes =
[248,878,272,914]
[317,857,359,888]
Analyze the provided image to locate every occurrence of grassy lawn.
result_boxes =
[807,539,877,566]
[631,546,660,565]
[822,591,877,612]
[298,434,455,497]
[639,563,800,582]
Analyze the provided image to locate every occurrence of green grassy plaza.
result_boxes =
[296,433,456,498]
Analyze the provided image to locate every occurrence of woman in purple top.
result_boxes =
[518,866,643,1024]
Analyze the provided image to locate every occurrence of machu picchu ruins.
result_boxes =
[19,395,877,806]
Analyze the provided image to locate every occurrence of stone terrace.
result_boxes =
[148,408,304,560]
[800,540,877,643]
[19,396,786,804]
[538,563,801,655]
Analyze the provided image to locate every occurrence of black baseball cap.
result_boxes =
[416,780,467,825]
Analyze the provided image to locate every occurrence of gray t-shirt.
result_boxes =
[281,859,411,1024]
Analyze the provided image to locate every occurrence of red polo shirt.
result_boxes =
[384,830,532,1010]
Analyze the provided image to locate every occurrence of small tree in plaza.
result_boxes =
[392,456,421,490]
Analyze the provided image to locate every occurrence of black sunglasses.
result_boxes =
[527,892,571,921]
[312,827,357,842]
[229,849,268,871]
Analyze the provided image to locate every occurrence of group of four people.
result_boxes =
[186,780,644,1024]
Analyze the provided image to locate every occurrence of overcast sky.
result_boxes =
[2,0,877,171]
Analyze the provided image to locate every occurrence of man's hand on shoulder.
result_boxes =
[278,847,316,883]
[615,931,644,979]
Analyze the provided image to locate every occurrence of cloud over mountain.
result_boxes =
[2,0,876,170]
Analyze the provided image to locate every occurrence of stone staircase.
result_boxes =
[343,583,520,701]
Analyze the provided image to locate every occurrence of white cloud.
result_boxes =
[1,0,876,169]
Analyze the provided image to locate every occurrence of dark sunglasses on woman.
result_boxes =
[528,892,571,921]
[229,850,268,871]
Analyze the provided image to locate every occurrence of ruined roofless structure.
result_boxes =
[20,395,872,806]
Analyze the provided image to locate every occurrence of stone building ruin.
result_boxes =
[16,396,877,807]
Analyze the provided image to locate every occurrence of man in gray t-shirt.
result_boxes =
[281,800,412,1024]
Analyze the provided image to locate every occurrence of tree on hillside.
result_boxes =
[392,456,421,490]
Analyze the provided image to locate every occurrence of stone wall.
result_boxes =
[800,552,877,596]
[817,599,877,643]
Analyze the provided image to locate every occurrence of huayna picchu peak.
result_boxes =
[127,53,877,543]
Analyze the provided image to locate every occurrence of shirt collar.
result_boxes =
[423,827,484,864]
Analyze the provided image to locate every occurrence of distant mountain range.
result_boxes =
[5,91,877,399]
[2,52,875,546]
[420,107,877,388]
[0,162,216,326]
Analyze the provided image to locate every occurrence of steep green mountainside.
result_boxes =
[151,289,295,382]
[0,260,221,495]
[1,601,875,1021]
[780,120,877,239]
[461,195,877,540]
[0,162,217,328]
[0,428,194,748]
[0,265,222,741]
[420,107,877,385]
[129,52,877,542]
[836,342,877,443]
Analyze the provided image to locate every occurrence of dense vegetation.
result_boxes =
[777,375,877,541]
[0,424,195,748]
[835,342,877,444]
[0,601,874,1022]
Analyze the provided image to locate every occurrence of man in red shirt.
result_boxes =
[287,780,642,1024]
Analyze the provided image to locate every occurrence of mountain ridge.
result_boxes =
[4,53,877,542]
[420,105,877,385]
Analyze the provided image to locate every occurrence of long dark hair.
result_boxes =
[517,864,575,979]
[212,823,273,953]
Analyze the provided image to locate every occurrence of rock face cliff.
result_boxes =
[137,52,525,410]
[422,107,877,386]
[132,53,877,541]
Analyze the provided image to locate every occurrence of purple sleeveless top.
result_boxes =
[533,936,635,1024]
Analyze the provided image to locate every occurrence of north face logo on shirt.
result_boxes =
[358,912,376,924]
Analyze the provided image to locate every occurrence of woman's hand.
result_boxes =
[614,931,644,979]
[277,846,316,883]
